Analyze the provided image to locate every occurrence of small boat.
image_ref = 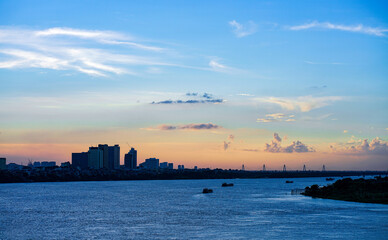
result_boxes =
[326,178,334,181]
[202,188,213,194]
[285,180,293,183]
[222,183,234,187]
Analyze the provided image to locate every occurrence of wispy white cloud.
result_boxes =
[257,113,295,123]
[229,20,257,38]
[305,61,343,65]
[35,27,165,52]
[0,27,172,76]
[257,96,342,112]
[0,27,240,77]
[289,21,388,37]
[237,93,254,97]
[209,60,227,71]
[300,113,333,122]
[208,59,243,74]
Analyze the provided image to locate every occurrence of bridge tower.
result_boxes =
[242,164,245,171]
[303,164,306,172]
[283,164,286,172]
[322,165,326,172]
[262,164,266,172]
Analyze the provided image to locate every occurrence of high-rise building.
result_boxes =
[98,144,109,169]
[160,162,168,169]
[72,152,88,170]
[124,148,137,169]
[0,158,6,170]
[98,144,120,169]
[109,145,120,169]
[88,147,103,169]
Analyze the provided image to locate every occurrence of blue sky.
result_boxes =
[0,0,387,169]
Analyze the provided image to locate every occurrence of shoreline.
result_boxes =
[302,177,388,204]
[1,168,386,184]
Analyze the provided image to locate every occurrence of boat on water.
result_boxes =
[326,178,334,181]
[285,180,294,183]
[202,188,213,194]
[222,183,234,187]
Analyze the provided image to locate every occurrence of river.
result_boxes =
[0,177,387,239]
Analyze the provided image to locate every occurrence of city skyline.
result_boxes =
[0,0,387,170]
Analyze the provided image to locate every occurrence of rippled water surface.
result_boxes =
[1,177,387,239]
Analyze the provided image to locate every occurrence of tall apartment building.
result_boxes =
[88,147,103,169]
[109,145,120,169]
[0,158,6,170]
[124,147,137,169]
[98,144,120,169]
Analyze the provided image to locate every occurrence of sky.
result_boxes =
[0,0,387,170]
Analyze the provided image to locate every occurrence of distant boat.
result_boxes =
[326,178,334,181]
[222,183,234,187]
[202,188,213,194]
[285,181,294,183]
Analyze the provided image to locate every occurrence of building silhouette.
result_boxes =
[88,147,103,169]
[160,162,168,169]
[99,144,120,169]
[61,162,70,168]
[140,158,159,169]
[98,144,109,169]
[124,147,137,169]
[168,163,174,170]
[41,161,56,167]
[0,158,6,170]
[109,145,120,169]
[72,152,88,170]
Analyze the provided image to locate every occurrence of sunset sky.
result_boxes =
[0,0,387,170]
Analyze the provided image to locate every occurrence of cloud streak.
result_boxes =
[257,113,295,123]
[152,99,224,104]
[0,27,240,77]
[152,92,224,105]
[257,96,342,112]
[151,123,222,131]
[0,27,171,76]
[289,21,388,37]
[229,20,257,38]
